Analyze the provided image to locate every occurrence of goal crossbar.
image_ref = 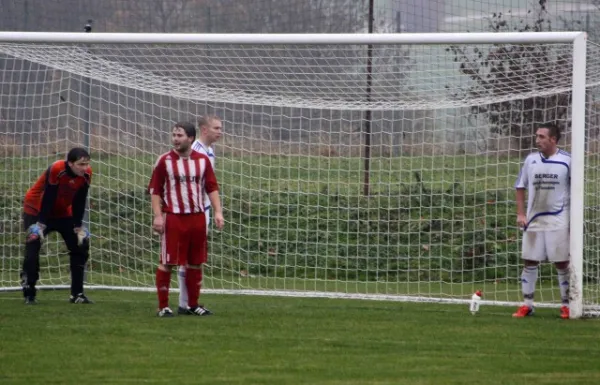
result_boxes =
[0,31,586,45]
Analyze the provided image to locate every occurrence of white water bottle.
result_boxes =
[469,290,482,315]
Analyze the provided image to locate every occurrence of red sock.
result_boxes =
[185,267,202,308]
[155,268,171,309]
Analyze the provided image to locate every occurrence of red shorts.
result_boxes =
[160,212,207,266]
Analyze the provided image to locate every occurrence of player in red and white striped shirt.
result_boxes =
[148,122,224,317]
[178,115,222,314]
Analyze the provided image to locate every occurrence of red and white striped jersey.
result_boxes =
[148,149,219,214]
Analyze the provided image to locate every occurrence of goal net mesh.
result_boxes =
[1,39,600,312]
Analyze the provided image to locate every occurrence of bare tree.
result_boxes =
[447,0,571,157]
[558,1,600,42]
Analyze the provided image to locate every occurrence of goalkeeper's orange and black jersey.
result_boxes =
[23,160,92,227]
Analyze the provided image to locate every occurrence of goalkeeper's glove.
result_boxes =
[26,222,45,243]
[75,227,90,246]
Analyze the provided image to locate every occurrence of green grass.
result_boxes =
[1,290,600,385]
[2,153,600,299]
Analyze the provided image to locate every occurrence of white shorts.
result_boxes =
[204,207,211,234]
[522,229,570,262]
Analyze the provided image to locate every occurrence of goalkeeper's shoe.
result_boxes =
[157,307,174,317]
[69,293,94,304]
[512,305,534,318]
[560,305,570,319]
[188,305,213,316]
[24,296,37,305]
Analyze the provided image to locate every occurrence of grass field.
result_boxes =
[1,290,600,385]
[2,153,600,384]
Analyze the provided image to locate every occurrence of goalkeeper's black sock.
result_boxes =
[21,272,38,298]
[23,285,36,299]
[70,264,85,296]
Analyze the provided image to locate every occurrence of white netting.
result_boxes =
[2,42,600,110]
[0,37,599,315]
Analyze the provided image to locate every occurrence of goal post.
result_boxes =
[0,31,596,318]
[569,32,587,319]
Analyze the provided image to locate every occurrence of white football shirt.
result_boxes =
[191,139,216,212]
[514,149,571,231]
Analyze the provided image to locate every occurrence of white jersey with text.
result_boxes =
[191,140,215,212]
[514,149,571,231]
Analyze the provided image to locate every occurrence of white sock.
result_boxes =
[521,266,538,307]
[178,266,188,308]
[557,268,570,305]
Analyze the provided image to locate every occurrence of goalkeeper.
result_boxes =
[20,147,93,304]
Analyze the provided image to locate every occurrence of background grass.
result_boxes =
[1,153,600,305]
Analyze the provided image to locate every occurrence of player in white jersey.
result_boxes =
[178,115,223,314]
[513,123,571,319]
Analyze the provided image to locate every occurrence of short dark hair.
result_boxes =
[67,147,90,163]
[537,123,561,143]
[174,121,196,140]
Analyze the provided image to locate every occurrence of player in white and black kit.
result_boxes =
[178,115,223,314]
[513,123,571,319]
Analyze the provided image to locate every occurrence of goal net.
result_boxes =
[0,32,598,317]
